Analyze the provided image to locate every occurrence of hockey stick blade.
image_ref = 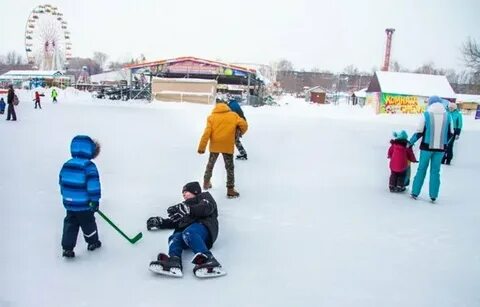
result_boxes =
[129,232,143,243]
[93,205,143,244]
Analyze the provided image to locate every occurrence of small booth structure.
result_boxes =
[455,94,480,114]
[0,70,72,89]
[351,88,367,106]
[305,86,327,103]
[366,71,456,114]
[125,56,264,104]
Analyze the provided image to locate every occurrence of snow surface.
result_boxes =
[1,91,480,307]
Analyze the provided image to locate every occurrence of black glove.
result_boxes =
[147,216,164,230]
[167,203,190,222]
[90,201,99,212]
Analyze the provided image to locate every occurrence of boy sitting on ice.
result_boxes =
[146,181,225,278]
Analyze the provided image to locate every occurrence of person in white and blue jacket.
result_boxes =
[409,96,453,202]
[59,135,102,258]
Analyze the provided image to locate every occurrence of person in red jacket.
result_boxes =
[33,91,44,109]
[387,130,417,192]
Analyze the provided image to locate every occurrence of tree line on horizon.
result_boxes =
[1,37,479,87]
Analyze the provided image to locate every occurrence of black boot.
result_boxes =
[62,250,75,258]
[87,240,102,251]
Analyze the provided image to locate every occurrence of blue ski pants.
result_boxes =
[412,150,444,199]
[168,223,210,258]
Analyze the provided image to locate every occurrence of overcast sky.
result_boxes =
[1,0,479,72]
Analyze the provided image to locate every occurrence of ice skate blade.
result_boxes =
[149,264,183,277]
[194,267,227,278]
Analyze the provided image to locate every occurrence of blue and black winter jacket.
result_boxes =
[59,135,101,211]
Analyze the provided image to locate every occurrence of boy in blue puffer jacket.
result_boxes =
[59,135,102,258]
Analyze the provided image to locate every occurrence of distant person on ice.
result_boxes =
[146,181,225,278]
[409,96,453,202]
[442,102,463,165]
[198,96,248,198]
[387,130,417,192]
[59,135,102,258]
[33,91,44,109]
[51,88,58,103]
[0,97,5,114]
[6,84,17,121]
[228,96,248,160]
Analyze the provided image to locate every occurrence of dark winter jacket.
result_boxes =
[59,135,101,211]
[449,109,463,136]
[228,99,246,120]
[160,192,219,248]
[388,139,417,172]
[7,88,14,105]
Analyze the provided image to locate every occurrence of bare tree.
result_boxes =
[5,51,24,65]
[462,37,480,72]
[68,57,102,77]
[108,61,125,70]
[93,51,109,71]
[391,60,401,72]
[276,59,294,72]
[414,62,447,75]
[343,64,359,75]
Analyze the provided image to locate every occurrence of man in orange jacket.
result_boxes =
[198,97,248,198]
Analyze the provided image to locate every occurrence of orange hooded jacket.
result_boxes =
[198,103,248,154]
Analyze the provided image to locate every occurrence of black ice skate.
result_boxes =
[236,154,248,160]
[191,252,226,278]
[149,253,183,277]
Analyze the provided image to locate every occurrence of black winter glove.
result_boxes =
[167,203,190,222]
[90,202,99,212]
[147,216,164,230]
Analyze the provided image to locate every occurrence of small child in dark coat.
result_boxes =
[0,98,5,114]
[387,130,417,192]
[146,181,225,278]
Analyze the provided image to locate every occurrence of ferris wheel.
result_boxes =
[24,4,72,71]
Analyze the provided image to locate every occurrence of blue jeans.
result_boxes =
[168,223,210,258]
[412,150,444,199]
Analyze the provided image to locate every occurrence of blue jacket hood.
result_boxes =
[70,135,96,159]
[427,96,442,105]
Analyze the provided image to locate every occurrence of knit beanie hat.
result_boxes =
[216,94,228,104]
[182,182,202,195]
[393,130,408,140]
[427,96,441,105]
